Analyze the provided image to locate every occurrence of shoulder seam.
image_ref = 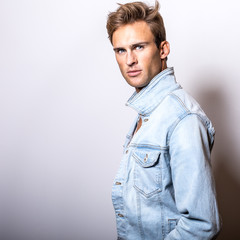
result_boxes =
[168,92,190,113]
[167,113,207,146]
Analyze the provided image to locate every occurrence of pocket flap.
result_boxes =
[133,149,160,167]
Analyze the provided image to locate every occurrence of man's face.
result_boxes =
[112,21,165,92]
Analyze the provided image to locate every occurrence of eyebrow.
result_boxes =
[113,41,150,51]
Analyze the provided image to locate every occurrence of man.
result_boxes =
[106,1,221,239]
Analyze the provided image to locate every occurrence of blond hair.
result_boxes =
[106,1,166,48]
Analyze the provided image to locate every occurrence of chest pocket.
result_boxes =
[132,148,162,198]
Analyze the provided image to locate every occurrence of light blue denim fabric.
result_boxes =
[112,68,221,240]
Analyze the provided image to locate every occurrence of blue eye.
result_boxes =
[117,49,125,54]
[135,45,143,50]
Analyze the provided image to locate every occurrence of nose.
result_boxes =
[126,51,137,66]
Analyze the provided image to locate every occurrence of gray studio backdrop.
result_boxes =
[0,0,240,239]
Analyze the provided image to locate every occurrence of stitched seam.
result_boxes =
[136,192,145,239]
[168,113,208,145]
[129,143,168,151]
[142,86,182,116]
[134,185,161,198]
[168,92,190,112]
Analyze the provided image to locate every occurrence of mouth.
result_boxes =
[127,70,142,77]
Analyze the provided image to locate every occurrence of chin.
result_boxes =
[126,78,147,88]
[128,82,144,88]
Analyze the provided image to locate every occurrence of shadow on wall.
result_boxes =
[195,78,240,240]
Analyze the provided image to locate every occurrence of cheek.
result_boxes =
[116,57,124,68]
[116,58,126,76]
[139,54,153,71]
[148,52,162,71]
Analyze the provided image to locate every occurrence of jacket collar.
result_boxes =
[126,67,181,116]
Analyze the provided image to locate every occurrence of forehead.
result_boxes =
[112,21,155,47]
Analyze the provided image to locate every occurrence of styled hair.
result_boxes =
[106,1,166,48]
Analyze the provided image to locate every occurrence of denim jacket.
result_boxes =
[112,68,221,240]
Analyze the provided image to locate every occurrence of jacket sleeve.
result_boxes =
[164,114,221,240]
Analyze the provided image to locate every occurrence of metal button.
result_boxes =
[118,213,124,217]
[126,150,128,154]
[144,118,149,122]
[115,182,121,185]
[144,154,148,162]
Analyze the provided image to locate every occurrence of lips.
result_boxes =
[127,70,142,77]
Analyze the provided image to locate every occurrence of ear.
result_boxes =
[159,41,170,59]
